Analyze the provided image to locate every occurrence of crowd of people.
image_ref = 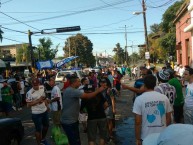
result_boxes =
[0,62,193,145]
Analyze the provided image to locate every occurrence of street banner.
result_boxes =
[56,56,78,68]
[36,60,53,70]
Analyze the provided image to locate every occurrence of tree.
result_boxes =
[113,43,125,65]
[161,0,185,33]
[0,28,3,42]
[150,23,160,34]
[36,38,58,61]
[16,44,31,64]
[63,33,95,67]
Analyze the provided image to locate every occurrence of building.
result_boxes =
[174,0,192,66]
[184,0,193,67]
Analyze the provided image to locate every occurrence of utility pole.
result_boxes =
[125,25,128,64]
[28,30,35,73]
[142,0,150,65]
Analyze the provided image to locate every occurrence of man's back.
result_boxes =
[61,87,83,124]
[133,91,172,140]
[154,83,176,107]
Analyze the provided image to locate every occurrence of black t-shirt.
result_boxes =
[81,93,106,120]
[44,82,53,99]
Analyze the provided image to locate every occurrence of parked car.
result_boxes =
[55,69,84,90]
[0,118,24,145]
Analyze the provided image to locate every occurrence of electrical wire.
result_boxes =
[1,0,130,25]
[146,0,175,8]
[3,36,27,43]
[1,0,13,5]
[1,26,28,34]
[0,11,41,31]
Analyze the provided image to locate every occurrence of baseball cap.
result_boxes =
[143,124,193,145]
[83,84,95,91]
[100,78,107,83]
[157,70,170,81]
[32,78,40,86]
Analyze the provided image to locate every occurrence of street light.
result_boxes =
[133,0,149,64]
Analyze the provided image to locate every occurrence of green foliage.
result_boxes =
[63,33,95,67]
[150,24,160,34]
[161,0,185,33]
[112,43,125,65]
[16,44,31,64]
[36,38,58,61]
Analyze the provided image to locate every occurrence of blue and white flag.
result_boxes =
[36,60,54,70]
[56,56,78,68]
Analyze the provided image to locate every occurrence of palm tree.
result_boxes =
[0,28,3,42]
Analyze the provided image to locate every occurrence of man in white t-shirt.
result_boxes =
[26,78,50,145]
[183,67,193,124]
[133,75,172,145]
[49,78,62,126]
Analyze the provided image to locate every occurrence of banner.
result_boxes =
[56,56,78,68]
[36,60,53,70]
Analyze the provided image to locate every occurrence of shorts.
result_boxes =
[79,113,88,122]
[184,105,193,124]
[87,118,108,142]
[105,106,114,119]
[2,102,12,113]
[32,111,49,132]
[61,121,81,145]
[115,84,121,91]
[52,110,61,125]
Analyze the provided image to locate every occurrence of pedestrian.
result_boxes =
[183,67,193,124]
[81,84,108,145]
[20,76,26,107]
[154,70,176,114]
[133,74,172,145]
[100,77,116,142]
[49,77,62,127]
[60,76,105,145]
[167,69,184,123]
[1,79,14,116]
[26,78,50,145]
[79,77,89,133]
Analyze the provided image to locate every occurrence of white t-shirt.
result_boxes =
[133,91,172,140]
[20,81,25,95]
[154,83,176,109]
[26,85,47,114]
[51,85,62,111]
[185,83,193,107]
[178,67,185,77]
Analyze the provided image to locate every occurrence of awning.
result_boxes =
[184,23,193,32]
[0,59,6,68]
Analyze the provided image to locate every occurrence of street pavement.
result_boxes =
[7,75,135,145]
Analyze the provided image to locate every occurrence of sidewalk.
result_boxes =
[9,75,135,145]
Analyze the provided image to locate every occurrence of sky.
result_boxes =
[0,0,179,57]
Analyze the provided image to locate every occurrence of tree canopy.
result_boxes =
[63,33,95,67]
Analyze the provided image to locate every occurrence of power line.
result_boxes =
[1,0,13,5]
[1,26,27,34]
[0,11,41,31]
[3,36,27,43]
[146,0,175,8]
[1,0,130,25]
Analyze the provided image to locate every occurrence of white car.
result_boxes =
[55,70,84,90]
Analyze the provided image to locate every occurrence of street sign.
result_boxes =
[145,52,150,59]
[138,44,146,47]
[56,26,81,33]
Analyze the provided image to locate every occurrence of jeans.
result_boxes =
[61,122,81,145]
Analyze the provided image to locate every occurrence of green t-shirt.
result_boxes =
[168,78,184,106]
[1,86,13,103]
